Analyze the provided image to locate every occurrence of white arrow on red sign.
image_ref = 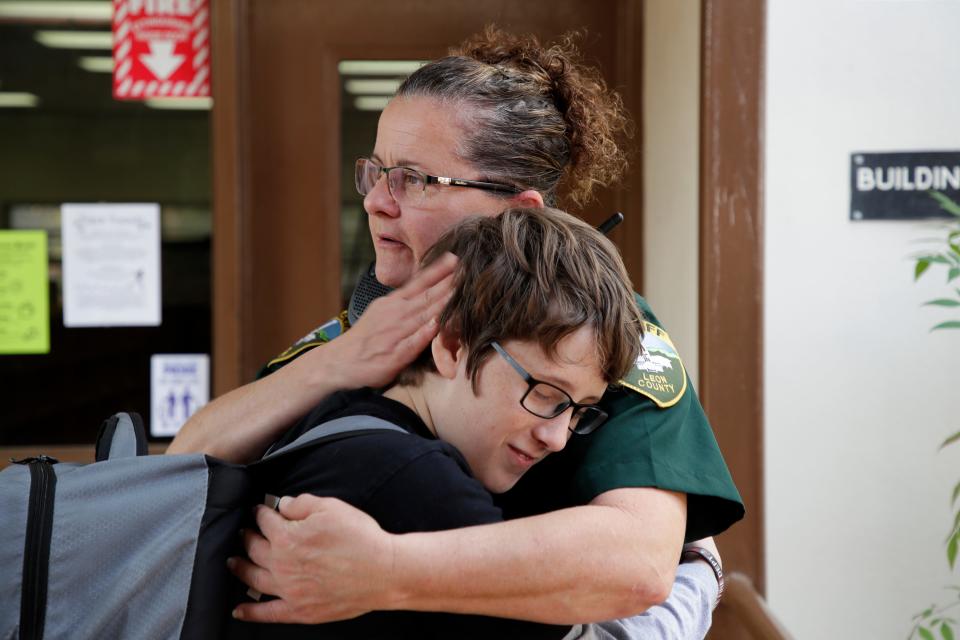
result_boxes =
[113,0,210,100]
[139,40,185,81]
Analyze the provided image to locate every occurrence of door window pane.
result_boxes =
[0,18,211,445]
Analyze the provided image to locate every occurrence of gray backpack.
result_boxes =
[1,411,406,640]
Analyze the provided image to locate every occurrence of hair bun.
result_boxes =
[452,26,632,206]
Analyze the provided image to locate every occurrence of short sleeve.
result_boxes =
[570,295,744,540]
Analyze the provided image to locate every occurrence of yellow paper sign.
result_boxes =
[0,230,49,354]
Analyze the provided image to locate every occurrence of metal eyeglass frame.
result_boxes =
[355,158,522,201]
[490,341,608,435]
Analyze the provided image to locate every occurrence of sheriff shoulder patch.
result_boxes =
[619,320,688,408]
[266,312,348,370]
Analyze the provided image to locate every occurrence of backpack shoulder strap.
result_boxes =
[258,415,408,463]
[95,412,148,462]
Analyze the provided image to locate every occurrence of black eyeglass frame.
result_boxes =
[356,158,522,200]
[491,341,608,435]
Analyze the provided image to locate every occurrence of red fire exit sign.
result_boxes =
[112,0,210,100]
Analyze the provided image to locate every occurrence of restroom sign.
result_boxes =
[150,354,209,437]
[850,151,960,220]
[112,0,210,100]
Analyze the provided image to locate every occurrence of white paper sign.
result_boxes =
[61,203,161,327]
[150,354,209,437]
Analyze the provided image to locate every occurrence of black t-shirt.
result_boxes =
[230,388,569,640]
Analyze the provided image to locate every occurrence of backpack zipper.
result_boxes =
[14,455,58,640]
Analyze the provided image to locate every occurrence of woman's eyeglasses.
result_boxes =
[491,342,608,436]
[355,158,521,203]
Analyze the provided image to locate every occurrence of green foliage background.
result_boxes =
[909,193,960,640]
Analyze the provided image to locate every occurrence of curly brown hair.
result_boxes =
[396,26,632,208]
[395,207,643,390]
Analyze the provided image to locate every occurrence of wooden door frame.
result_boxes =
[210,0,251,394]
[699,0,766,596]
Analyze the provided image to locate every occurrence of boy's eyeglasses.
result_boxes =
[491,342,608,436]
[355,158,521,203]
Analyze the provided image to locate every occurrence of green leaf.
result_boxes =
[931,191,960,219]
[942,622,956,640]
[952,480,960,506]
[943,431,960,450]
[932,321,960,331]
[917,259,933,280]
[948,513,960,545]
[925,299,960,307]
[949,535,958,570]
[949,267,960,283]
[922,626,937,640]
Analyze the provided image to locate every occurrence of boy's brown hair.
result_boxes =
[397,207,643,389]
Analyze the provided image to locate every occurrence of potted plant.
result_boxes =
[908,192,960,640]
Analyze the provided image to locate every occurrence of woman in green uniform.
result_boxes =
[170,27,743,626]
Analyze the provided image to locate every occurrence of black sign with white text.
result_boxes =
[850,151,960,220]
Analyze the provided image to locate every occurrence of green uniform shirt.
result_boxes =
[577,296,743,540]
[259,295,744,542]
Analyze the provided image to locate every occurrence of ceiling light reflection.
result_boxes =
[0,92,40,108]
[34,30,113,50]
[78,56,114,73]
[338,60,426,76]
[0,1,111,22]
[354,96,391,112]
[144,97,213,110]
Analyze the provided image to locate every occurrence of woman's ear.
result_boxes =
[510,190,544,209]
[431,328,464,379]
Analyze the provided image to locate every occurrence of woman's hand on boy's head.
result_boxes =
[229,494,398,624]
[328,253,457,392]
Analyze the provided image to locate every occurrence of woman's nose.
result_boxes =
[364,172,400,218]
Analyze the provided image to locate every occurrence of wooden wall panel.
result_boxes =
[211,0,251,393]
[699,0,766,635]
